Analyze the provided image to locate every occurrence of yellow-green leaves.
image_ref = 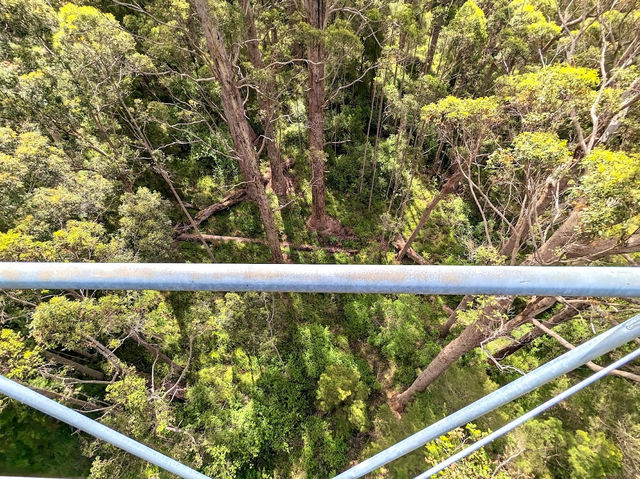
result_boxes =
[437,0,488,89]
[118,188,173,262]
[0,127,69,230]
[54,4,135,59]
[52,221,129,262]
[506,0,561,46]
[31,294,136,350]
[424,424,510,478]
[578,148,640,236]
[488,131,571,184]
[0,329,41,379]
[106,375,149,414]
[423,96,501,160]
[449,0,488,45]
[422,95,501,141]
[316,363,369,432]
[31,296,99,349]
[568,430,623,479]
[497,64,599,129]
[20,171,116,239]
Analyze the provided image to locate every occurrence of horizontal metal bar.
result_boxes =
[333,312,640,479]
[0,263,639,296]
[415,346,640,479]
[0,375,210,479]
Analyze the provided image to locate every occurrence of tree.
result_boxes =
[191,0,284,262]
[240,0,289,200]
[2,0,640,476]
[301,0,332,232]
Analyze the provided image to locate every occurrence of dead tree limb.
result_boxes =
[530,318,640,383]
[43,351,106,380]
[493,302,590,360]
[392,234,429,265]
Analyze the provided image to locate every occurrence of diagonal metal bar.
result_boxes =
[0,263,639,296]
[332,313,640,479]
[0,375,210,479]
[414,346,640,479]
[2,262,639,478]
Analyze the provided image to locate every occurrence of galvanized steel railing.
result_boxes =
[0,263,639,479]
[413,346,640,479]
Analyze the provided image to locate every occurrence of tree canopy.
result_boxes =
[1,0,639,477]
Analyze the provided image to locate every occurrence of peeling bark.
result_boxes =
[241,0,289,200]
[192,0,283,262]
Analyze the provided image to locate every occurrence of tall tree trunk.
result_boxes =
[192,0,283,263]
[423,6,444,75]
[393,211,587,410]
[499,176,570,262]
[367,69,387,210]
[392,308,487,411]
[303,0,330,231]
[241,0,288,200]
[523,209,581,265]
[393,296,555,411]
[358,83,377,194]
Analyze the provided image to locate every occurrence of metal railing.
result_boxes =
[1,263,639,479]
[334,313,640,478]
[414,346,640,479]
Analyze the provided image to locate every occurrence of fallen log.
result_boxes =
[176,158,295,234]
[393,234,429,265]
[188,188,248,231]
[177,233,357,255]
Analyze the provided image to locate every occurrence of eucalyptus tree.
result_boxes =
[191,0,284,262]
[394,56,640,411]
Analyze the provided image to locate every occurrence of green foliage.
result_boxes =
[20,171,116,239]
[0,328,40,379]
[497,65,599,129]
[567,430,622,479]
[505,417,623,479]
[577,148,640,236]
[0,404,90,476]
[490,131,571,175]
[295,324,353,380]
[371,295,441,383]
[448,1,488,52]
[31,296,98,349]
[316,363,369,432]
[301,416,349,478]
[401,182,472,263]
[424,424,510,478]
[118,188,174,261]
[363,362,504,477]
[0,127,69,230]
[440,0,488,89]
[2,0,640,476]
[423,96,501,139]
[52,221,130,262]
